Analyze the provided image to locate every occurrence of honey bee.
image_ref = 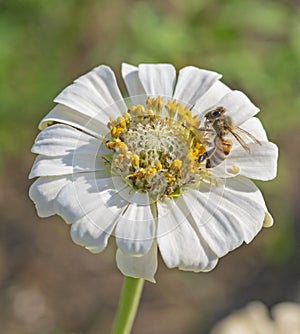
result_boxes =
[198,106,261,168]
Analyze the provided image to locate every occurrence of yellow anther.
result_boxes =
[155,161,162,170]
[116,128,124,137]
[189,115,200,128]
[133,169,146,181]
[146,97,163,115]
[126,173,136,180]
[128,106,136,114]
[108,118,117,130]
[177,103,185,120]
[135,104,145,116]
[123,112,131,123]
[117,116,126,128]
[146,97,152,106]
[111,126,124,138]
[153,96,164,114]
[184,111,201,129]
[189,147,196,156]
[182,106,193,123]
[198,145,206,156]
[185,109,192,119]
[105,141,113,150]
[165,99,178,118]
[164,172,176,183]
[146,97,155,110]
[129,104,147,120]
[106,138,121,150]
[115,141,128,153]
[131,154,140,168]
[146,168,157,178]
[147,109,155,120]
[171,159,182,170]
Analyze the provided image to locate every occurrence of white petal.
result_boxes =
[115,192,156,256]
[157,198,218,271]
[54,65,127,124]
[29,153,106,179]
[212,141,278,181]
[69,176,133,253]
[192,80,231,117]
[121,63,147,106]
[173,66,221,107]
[138,64,176,99]
[70,199,123,253]
[174,197,219,271]
[229,177,274,229]
[29,176,71,217]
[54,174,128,224]
[29,128,109,178]
[31,124,108,157]
[116,242,158,282]
[185,177,266,257]
[216,90,260,125]
[39,105,108,138]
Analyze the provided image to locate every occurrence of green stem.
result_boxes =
[111,277,145,334]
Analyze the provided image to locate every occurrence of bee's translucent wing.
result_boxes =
[229,129,251,153]
[235,126,262,145]
[229,127,261,153]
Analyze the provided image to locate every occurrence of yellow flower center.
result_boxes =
[104,97,209,201]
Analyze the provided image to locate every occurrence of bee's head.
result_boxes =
[205,107,226,121]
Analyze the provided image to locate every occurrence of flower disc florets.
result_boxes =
[105,97,207,201]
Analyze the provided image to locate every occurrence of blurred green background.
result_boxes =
[0,0,299,333]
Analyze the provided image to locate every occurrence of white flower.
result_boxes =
[210,301,300,334]
[29,63,278,282]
